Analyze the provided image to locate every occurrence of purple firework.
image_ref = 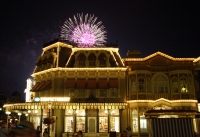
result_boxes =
[60,13,107,47]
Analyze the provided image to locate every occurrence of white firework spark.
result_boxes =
[60,13,107,47]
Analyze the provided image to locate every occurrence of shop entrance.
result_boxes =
[88,117,96,133]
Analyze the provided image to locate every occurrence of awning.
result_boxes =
[87,79,96,89]
[76,79,86,88]
[109,78,118,88]
[4,102,127,110]
[145,109,200,118]
[35,81,46,91]
[30,82,40,91]
[98,78,107,88]
[39,80,51,90]
[66,79,75,88]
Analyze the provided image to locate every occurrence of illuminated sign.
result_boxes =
[40,97,70,102]
[34,97,40,102]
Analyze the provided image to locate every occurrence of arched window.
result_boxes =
[140,114,147,132]
[138,77,145,92]
[130,77,136,93]
[153,74,168,93]
[98,53,106,67]
[171,77,178,93]
[132,110,138,132]
[78,53,86,67]
[180,77,188,92]
[88,53,96,67]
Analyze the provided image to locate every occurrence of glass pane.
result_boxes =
[110,116,119,132]
[76,109,85,116]
[99,117,108,132]
[132,110,138,132]
[65,109,73,115]
[110,109,119,116]
[99,109,108,116]
[140,116,147,132]
[64,117,74,132]
[76,117,85,132]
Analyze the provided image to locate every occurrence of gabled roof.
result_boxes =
[123,51,195,62]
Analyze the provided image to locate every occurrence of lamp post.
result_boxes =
[18,113,22,123]
[5,111,11,130]
[25,113,29,120]
[47,101,52,137]
[28,110,31,121]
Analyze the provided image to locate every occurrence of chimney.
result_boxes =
[127,50,141,58]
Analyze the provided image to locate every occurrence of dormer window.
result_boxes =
[88,53,96,67]
[78,53,86,67]
[99,53,106,67]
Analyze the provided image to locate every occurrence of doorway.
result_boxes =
[88,117,96,133]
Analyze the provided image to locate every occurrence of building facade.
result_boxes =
[4,41,200,137]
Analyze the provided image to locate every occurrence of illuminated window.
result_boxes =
[138,77,145,92]
[132,110,138,132]
[171,77,178,93]
[64,117,74,132]
[130,77,136,93]
[153,74,168,93]
[110,109,119,132]
[75,109,86,132]
[99,109,108,133]
[180,77,188,92]
[140,115,147,132]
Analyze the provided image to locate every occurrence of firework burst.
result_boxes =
[60,13,107,47]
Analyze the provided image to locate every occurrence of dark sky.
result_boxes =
[0,1,200,99]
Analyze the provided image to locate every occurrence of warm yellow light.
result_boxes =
[123,51,194,62]
[111,110,115,114]
[40,97,70,102]
[28,110,31,113]
[6,111,11,115]
[18,113,22,116]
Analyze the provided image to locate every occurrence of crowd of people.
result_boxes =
[0,121,44,137]
[120,126,132,137]
[1,121,133,137]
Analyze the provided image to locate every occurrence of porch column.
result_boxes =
[54,109,64,137]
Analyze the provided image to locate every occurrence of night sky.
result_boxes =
[0,1,200,99]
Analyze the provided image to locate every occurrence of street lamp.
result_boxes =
[18,113,22,123]
[25,113,29,120]
[5,111,11,130]
[28,110,31,121]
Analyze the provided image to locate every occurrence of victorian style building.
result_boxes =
[3,40,200,137]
